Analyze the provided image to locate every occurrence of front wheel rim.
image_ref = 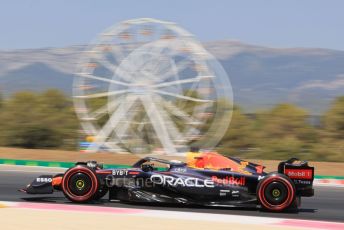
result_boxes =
[63,167,98,202]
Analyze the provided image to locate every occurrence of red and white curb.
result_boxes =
[314,179,344,187]
[0,201,343,229]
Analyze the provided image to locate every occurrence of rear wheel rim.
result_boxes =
[259,176,295,211]
[264,182,287,205]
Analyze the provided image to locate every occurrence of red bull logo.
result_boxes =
[211,176,246,186]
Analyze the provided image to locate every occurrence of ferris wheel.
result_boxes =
[74,18,233,155]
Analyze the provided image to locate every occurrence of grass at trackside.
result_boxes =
[0,158,130,169]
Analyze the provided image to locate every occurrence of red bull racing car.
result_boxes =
[20,152,314,212]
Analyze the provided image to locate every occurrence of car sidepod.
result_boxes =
[107,165,262,207]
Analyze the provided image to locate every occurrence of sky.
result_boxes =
[0,0,343,50]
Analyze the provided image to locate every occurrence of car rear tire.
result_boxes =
[62,166,99,203]
[257,173,296,212]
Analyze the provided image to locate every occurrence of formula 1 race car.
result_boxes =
[20,152,314,212]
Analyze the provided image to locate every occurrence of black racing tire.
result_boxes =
[257,173,296,212]
[62,166,99,203]
[289,196,301,210]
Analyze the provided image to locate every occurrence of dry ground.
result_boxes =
[0,147,343,176]
[0,208,304,230]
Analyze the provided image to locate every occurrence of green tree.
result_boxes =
[323,96,344,139]
[255,104,317,159]
[0,92,3,109]
[38,89,79,149]
[257,104,310,139]
[311,96,344,161]
[217,105,256,156]
[0,90,78,149]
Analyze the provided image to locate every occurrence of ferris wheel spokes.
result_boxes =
[153,89,213,103]
[156,59,193,84]
[75,89,128,99]
[155,98,184,141]
[112,108,138,139]
[76,72,130,87]
[151,75,214,89]
[96,57,134,83]
[160,99,202,125]
[140,95,178,154]
[87,96,137,152]
[74,18,233,154]
[85,97,123,121]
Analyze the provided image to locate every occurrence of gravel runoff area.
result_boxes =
[0,147,343,176]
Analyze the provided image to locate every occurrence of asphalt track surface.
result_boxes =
[0,165,343,222]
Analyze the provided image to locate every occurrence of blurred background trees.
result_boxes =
[310,96,344,161]
[217,105,256,154]
[0,89,78,149]
[0,89,343,161]
[217,99,343,162]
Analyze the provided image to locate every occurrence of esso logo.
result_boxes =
[36,178,52,183]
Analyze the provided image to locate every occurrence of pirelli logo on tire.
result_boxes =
[284,169,313,180]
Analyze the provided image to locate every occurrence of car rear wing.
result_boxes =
[278,158,314,197]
